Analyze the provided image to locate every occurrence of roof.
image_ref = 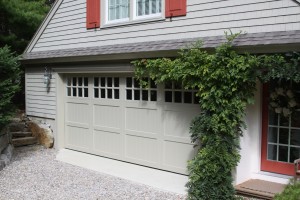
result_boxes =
[21,30,300,64]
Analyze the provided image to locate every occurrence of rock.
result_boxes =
[0,154,9,165]
[0,127,9,154]
[8,122,26,132]
[12,137,37,147]
[28,122,54,148]
[2,144,14,160]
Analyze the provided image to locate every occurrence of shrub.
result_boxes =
[274,180,300,200]
[0,46,21,129]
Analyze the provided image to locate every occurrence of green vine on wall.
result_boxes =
[132,33,300,200]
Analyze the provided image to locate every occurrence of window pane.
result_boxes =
[174,82,182,89]
[108,89,112,99]
[279,128,289,145]
[134,90,140,100]
[150,79,156,88]
[94,88,99,98]
[114,89,119,99]
[126,77,132,87]
[165,82,172,89]
[184,92,192,104]
[72,77,77,86]
[84,77,88,86]
[279,114,289,127]
[73,88,77,96]
[165,91,172,102]
[94,77,99,87]
[134,78,139,88]
[142,90,148,101]
[101,89,106,98]
[101,77,105,87]
[267,144,277,161]
[150,91,157,101]
[78,88,82,97]
[291,129,300,146]
[174,91,182,103]
[84,88,88,97]
[67,88,71,96]
[114,78,119,87]
[67,78,71,86]
[108,0,129,21]
[278,146,288,162]
[268,127,278,143]
[291,111,300,128]
[290,147,300,163]
[127,90,132,100]
[268,110,278,126]
[107,77,112,87]
[78,77,82,86]
[136,0,161,16]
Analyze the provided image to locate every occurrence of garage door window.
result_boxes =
[94,77,120,99]
[164,82,199,104]
[126,77,157,101]
[67,77,89,97]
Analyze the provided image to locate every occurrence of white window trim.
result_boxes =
[103,0,164,27]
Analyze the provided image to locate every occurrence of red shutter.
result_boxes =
[86,0,100,29]
[165,0,187,18]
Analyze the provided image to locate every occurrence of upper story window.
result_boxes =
[86,0,187,29]
[106,0,162,24]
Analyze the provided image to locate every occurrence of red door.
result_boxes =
[261,83,300,176]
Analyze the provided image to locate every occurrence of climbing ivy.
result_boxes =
[132,33,300,199]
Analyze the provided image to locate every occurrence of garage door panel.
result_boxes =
[64,75,200,175]
[93,130,122,158]
[125,135,160,165]
[163,141,196,174]
[125,107,162,134]
[65,125,92,151]
[66,102,90,125]
[163,109,199,139]
[93,104,122,129]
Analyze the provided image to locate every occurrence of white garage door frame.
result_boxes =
[55,70,200,175]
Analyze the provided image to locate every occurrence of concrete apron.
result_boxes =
[56,149,188,195]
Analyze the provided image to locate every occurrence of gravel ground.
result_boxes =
[0,145,186,200]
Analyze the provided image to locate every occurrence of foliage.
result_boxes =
[257,52,300,83]
[274,179,300,200]
[0,0,51,54]
[133,33,261,199]
[0,46,21,129]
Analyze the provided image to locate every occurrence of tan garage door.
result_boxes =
[64,74,200,174]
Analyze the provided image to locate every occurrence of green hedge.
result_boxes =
[0,46,21,129]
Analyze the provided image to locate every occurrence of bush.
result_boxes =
[0,46,21,129]
[274,180,300,200]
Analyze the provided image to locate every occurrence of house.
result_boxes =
[21,0,300,188]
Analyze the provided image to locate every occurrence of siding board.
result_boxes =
[32,0,300,52]
[26,68,56,119]
[39,6,299,43]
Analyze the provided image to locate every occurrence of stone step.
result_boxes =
[12,137,37,147]
[11,132,33,138]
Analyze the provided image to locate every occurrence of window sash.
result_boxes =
[108,0,130,21]
[135,0,161,17]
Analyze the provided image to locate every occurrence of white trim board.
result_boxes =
[56,149,188,195]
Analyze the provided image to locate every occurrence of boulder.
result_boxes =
[28,122,54,148]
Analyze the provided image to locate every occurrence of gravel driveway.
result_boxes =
[0,145,186,200]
